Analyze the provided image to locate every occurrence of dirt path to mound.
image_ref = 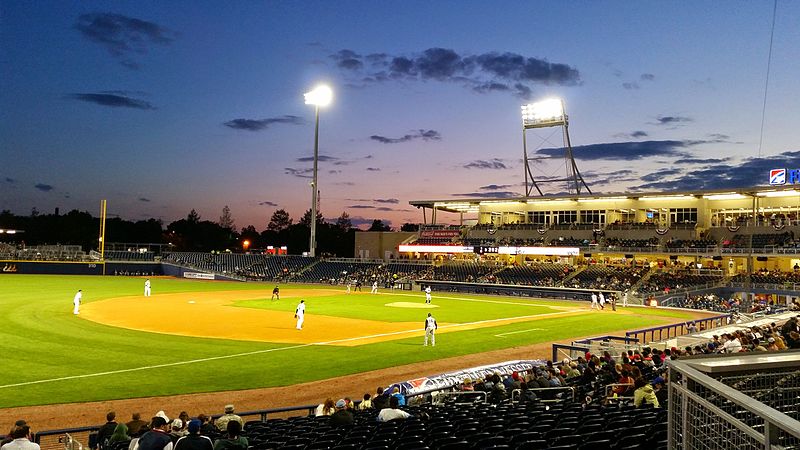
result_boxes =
[1,309,715,431]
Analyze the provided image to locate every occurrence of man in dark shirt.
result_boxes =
[137,417,172,450]
[329,399,354,427]
[174,420,212,450]
[96,412,118,450]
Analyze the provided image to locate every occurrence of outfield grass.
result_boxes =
[0,274,696,408]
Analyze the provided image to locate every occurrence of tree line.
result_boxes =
[0,207,420,257]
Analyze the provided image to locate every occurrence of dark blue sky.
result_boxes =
[2,1,798,229]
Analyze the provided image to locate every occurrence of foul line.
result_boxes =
[1,309,580,390]
[494,328,546,338]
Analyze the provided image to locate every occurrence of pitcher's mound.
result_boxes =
[385,302,439,309]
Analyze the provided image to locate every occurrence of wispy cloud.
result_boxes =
[536,139,729,161]
[655,115,693,126]
[331,47,580,98]
[464,158,511,170]
[74,13,175,69]
[224,115,303,131]
[284,168,313,178]
[370,129,441,144]
[35,183,54,192]
[67,92,155,109]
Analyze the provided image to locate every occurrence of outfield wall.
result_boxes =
[0,261,163,276]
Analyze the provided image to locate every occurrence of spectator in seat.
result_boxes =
[329,399,354,427]
[107,424,130,450]
[314,398,336,417]
[372,387,389,410]
[126,414,147,437]
[211,421,246,450]
[214,406,242,432]
[136,417,172,450]
[377,396,412,422]
[96,412,118,450]
[358,393,372,410]
[0,425,39,450]
[633,377,660,408]
[1,421,26,447]
[174,420,212,450]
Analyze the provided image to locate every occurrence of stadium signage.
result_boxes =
[770,169,800,185]
[184,271,215,280]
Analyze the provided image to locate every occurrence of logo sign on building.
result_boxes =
[770,169,786,185]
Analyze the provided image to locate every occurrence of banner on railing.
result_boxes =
[392,359,545,397]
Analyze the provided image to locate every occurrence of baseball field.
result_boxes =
[0,274,701,409]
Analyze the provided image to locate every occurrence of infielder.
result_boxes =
[424,313,438,347]
[144,278,151,297]
[590,292,598,310]
[73,289,82,315]
[371,281,378,294]
[424,286,432,304]
[271,286,280,301]
[295,299,305,330]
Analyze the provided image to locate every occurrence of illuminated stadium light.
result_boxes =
[576,196,628,203]
[521,98,566,128]
[638,195,696,201]
[756,190,800,197]
[304,84,333,257]
[702,193,749,200]
[304,85,333,106]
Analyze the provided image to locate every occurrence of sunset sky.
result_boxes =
[2,1,799,230]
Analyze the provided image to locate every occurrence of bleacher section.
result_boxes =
[495,264,572,287]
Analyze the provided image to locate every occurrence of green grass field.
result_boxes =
[0,274,696,408]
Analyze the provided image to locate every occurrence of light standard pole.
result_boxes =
[304,85,332,257]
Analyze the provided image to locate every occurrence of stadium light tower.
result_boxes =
[304,85,333,257]
[521,98,591,196]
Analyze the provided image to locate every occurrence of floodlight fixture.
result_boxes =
[304,85,333,107]
[521,98,566,128]
[520,97,590,197]
[304,84,333,257]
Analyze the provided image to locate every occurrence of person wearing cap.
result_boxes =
[214,406,242,432]
[136,417,172,450]
[73,289,82,315]
[329,399,354,427]
[174,420,212,450]
[168,420,186,443]
[294,300,305,330]
[0,425,39,450]
[424,313,437,347]
[211,421,246,450]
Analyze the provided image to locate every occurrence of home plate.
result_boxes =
[494,328,545,337]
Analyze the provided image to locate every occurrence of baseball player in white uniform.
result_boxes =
[425,286,432,304]
[73,289,82,315]
[371,281,378,294]
[144,278,151,297]
[295,300,306,330]
[590,292,598,310]
[424,313,438,346]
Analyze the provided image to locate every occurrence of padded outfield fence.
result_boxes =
[667,353,800,450]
